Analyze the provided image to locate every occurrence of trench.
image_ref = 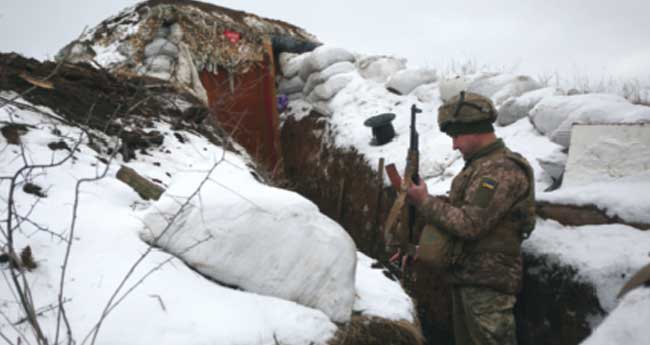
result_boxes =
[278,110,606,345]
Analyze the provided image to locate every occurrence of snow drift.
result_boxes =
[529,93,650,148]
[140,160,358,323]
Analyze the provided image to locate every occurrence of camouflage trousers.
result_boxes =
[451,286,517,345]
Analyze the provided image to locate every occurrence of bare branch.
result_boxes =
[82,155,227,345]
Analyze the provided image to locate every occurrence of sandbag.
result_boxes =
[299,46,355,81]
[278,75,305,95]
[357,55,406,83]
[302,61,355,95]
[467,73,541,106]
[386,68,437,95]
[307,74,353,102]
[278,52,308,79]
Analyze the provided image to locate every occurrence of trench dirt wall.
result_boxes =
[279,110,608,345]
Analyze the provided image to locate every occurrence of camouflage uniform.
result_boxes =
[418,92,535,345]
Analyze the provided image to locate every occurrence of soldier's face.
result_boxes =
[452,134,480,158]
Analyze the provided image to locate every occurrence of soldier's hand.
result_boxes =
[407,179,428,206]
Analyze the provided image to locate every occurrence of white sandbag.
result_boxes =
[278,76,305,95]
[144,37,180,58]
[386,68,437,95]
[497,87,562,126]
[357,56,406,83]
[439,75,470,102]
[279,52,308,79]
[142,55,174,73]
[299,46,355,81]
[468,74,541,106]
[412,83,439,103]
[530,93,650,147]
[140,162,358,323]
[307,74,353,102]
[303,61,355,95]
[287,92,304,101]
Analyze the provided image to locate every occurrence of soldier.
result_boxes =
[406,91,536,345]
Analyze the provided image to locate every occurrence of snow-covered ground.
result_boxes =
[280,46,650,344]
[0,93,414,345]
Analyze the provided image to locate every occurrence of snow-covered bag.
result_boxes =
[299,46,355,81]
[139,159,358,323]
[386,68,437,95]
[497,87,562,126]
[529,93,650,147]
[278,75,305,95]
[357,56,406,83]
[279,52,308,79]
[468,74,541,106]
[307,73,354,102]
[303,61,355,95]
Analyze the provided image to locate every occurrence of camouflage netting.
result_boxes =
[57,0,320,103]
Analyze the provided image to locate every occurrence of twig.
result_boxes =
[54,112,122,345]
[148,295,166,312]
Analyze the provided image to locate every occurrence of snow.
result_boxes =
[467,73,542,106]
[386,68,438,95]
[529,93,650,147]
[580,287,650,345]
[140,159,358,323]
[0,94,415,345]
[307,73,355,102]
[497,87,563,126]
[538,174,650,224]
[282,57,650,344]
[299,46,355,81]
[523,219,650,313]
[303,61,355,95]
[92,41,126,67]
[563,124,650,186]
[354,253,415,322]
[357,55,406,83]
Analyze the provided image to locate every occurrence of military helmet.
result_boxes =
[438,91,497,136]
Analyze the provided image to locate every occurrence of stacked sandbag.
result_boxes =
[298,46,355,81]
[497,87,563,126]
[278,52,308,99]
[277,46,358,115]
[303,62,355,96]
[467,73,542,106]
[386,68,438,95]
[529,93,650,148]
[357,55,406,83]
[136,23,207,103]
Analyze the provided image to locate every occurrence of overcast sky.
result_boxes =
[1,0,649,85]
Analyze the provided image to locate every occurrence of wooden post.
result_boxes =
[374,158,385,239]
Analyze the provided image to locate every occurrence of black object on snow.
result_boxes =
[364,113,396,146]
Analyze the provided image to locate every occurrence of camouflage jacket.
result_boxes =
[418,139,534,294]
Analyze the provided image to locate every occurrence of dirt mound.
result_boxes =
[0,53,203,130]
[330,315,423,345]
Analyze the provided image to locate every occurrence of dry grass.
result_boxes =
[329,315,424,345]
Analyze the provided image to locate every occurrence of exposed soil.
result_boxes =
[516,254,605,345]
[279,110,627,345]
[537,201,650,230]
[0,53,231,156]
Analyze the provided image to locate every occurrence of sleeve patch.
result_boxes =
[472,177,498,208]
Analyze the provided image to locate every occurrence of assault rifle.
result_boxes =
[383,104,422,278]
